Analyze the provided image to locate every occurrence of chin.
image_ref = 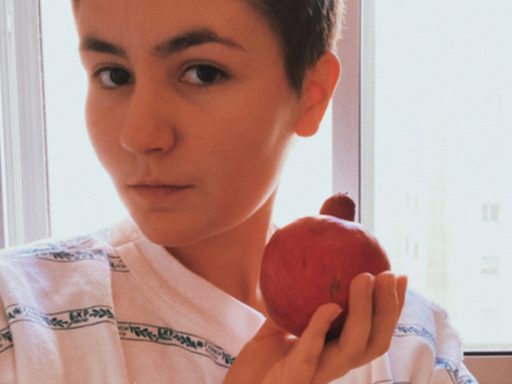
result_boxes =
[129,209,213,248]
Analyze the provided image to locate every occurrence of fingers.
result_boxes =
[312,272,408,384]
[311,274,378,384]
[365,272,403,356]
[226,318,292,384]
[290,303,342,368]
[260,303,342,384]
[230,273,408,384]
[348,271,407,362]
[337,273,374,356]
[276,273,406,384]
[396,274,408,313]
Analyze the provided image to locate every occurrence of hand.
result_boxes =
[224,271,408,384]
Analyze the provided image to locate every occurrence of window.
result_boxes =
[334,0,512,379]
[0,0,49,247]
[366,0,512,352]
[40,1,128,239]
[2,0,512,381]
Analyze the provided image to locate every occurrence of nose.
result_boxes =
[120,86,177,156]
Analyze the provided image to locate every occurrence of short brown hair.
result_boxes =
[247,0,344,92]
[72,0,344,92]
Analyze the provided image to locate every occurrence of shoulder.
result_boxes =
[389,289,478,383]
[0,227,117,308]
[0,227,113,267]
[0,226,128,383]
[394,289,460,353]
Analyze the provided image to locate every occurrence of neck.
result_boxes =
[166,194,277,316]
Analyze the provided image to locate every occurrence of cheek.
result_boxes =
[203,99,295,201]
[225,94,295,167]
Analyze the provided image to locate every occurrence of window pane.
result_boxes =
[0,72,4,248]
[366,0,512,351]
[41,1,127,238]
[274,104,333,227]
[40,2,332,238]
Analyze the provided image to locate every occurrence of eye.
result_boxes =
[180,64,229,87]
[94,67,133,89]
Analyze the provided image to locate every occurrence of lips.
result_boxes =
[129,183,192,203]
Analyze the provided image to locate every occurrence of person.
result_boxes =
[0,0,478,383]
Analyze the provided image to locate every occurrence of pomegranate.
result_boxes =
[260,194,390,340]
[319,192,356,221]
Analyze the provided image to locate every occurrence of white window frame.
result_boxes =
[0,0,50,248]
[0,0,510,381]
[332,0,512,382]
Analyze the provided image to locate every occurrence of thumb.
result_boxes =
[287,303,342,366]
[225,316,294,383]
[260,303,342,384]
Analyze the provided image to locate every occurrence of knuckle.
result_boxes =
[376,297,400,318]
[345,347,365,366]
[303,354,320,369]
[343,354,359,369]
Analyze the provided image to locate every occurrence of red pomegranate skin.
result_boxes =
[319,192,356,222]
[260,215,390,340]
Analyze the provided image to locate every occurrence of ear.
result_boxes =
[294,51,341,137]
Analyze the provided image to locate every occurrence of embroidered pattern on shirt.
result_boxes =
[0,327,13,353]
[108,254,129,272]
[456,375,478,384]
[436,357,459,383]
[3,304,235,367]
[435,357,478,384]
[3,235,130,273]
[36,248,108,263]
[6,304,116,330]
[393,323,436,348]
[394,325,478,383]
[7,235,102,260]
[117,321,236,368]
[35,247,129,272]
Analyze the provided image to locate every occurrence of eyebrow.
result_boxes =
[80,27,245,59]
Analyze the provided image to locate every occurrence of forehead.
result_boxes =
[74,0,277,51]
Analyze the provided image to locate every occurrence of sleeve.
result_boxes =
[0,295,16,384]
[384,290,479,384]
[429,303,479,384]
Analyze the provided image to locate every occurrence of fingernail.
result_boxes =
[399,275,409,290]
[388,276,397,293]
[330,306,343,320]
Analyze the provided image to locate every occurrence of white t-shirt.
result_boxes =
[0,219,478,383]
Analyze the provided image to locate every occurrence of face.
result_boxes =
[76,0,303,246]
